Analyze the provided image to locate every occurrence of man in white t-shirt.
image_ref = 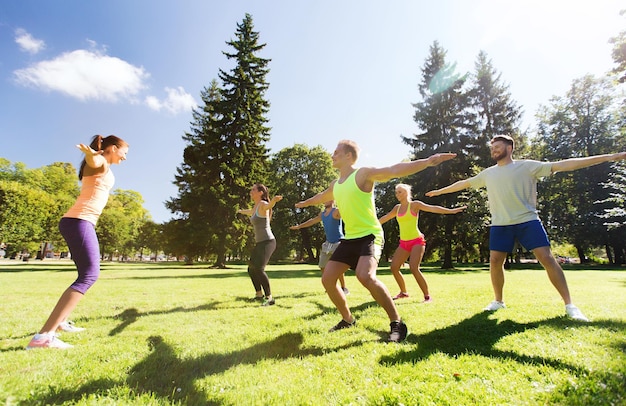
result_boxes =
[427,134,626,321]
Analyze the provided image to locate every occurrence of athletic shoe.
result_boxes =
[251,295,264,302]
[329,318,356,332]
[565,304,589,322]
[261,297,275,306]
[57,320,86,333]
[342,287,350,296]
[422,296,432,303]
[393,292,409,300]
[483,300,506,312]
[26,333,73,349]
[388,320,408,343]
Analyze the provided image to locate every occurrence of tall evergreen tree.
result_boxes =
[403,41,473,268]
[469,51,525,164]
[167,14,272,267]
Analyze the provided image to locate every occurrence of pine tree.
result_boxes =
[167,14,272,267]
[404,41,473,268]
[468,51,524,164]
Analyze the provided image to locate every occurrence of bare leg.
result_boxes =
[40,288,84,334]
[532,246,572,304]
[408,245,429,298]
[355,256,400,321]
[322,266,347,289]
[390,247,410,293]
[321,261,353,322]
[489,250,507,302]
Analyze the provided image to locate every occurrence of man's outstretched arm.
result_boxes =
[426,179,471,197]
[551,152,626,173]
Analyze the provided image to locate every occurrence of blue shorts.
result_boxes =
[489,220,550,253]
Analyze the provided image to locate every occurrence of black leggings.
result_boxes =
[248,239,276,296]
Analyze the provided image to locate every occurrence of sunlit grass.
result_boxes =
[1,260,624,405]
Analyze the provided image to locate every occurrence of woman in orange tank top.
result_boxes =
[27,135,129,350]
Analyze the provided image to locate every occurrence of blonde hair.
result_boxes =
[337,140,360,161]
[395,183,412,199]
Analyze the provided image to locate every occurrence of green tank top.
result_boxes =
[333,169,383,244]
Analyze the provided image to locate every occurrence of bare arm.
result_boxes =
[295,183,335,208]
[290,214,322,230]
[378,205,399,225]
[551,152,626,173]
[366,153,457,183]
[256,195,283,216]
[237,208,254,216]
[77,143,107,169]
[414,200,467,214]
[426,179,471,197]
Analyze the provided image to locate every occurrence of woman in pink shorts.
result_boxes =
[379,184,466,302]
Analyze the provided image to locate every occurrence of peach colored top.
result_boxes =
[63,170,115,225]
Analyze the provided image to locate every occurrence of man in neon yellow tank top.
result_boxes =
[296,140,456,342]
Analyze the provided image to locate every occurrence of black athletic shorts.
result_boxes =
[329,234,381,270]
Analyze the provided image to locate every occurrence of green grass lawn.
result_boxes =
[1,260,624,405]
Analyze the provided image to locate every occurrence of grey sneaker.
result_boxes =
[388,320,408,342]
[329,318,356,332]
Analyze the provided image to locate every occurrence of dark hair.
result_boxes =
[253,183,273,218]
[79,134,128,180]
[253,183,270,201]
[491,135,514,150]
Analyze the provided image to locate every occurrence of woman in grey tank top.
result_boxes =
[237,183,283,306]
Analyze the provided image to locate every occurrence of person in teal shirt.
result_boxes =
[296,140,455,342]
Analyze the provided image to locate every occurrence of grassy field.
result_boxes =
[0,259,624,405]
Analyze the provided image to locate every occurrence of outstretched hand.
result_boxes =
[76,143,102,157]
[428,153,457,166]
[452,205,468,213]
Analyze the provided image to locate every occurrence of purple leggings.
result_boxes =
[59,217,100,294]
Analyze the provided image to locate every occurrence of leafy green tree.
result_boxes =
[268,144,337,261]
[403,41,474,268]
[534,75,621,262]
[609,10,626,83]
[0,180,57,255]
[97,189,149,260]
[137,220,163,261]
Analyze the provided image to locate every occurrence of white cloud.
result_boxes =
[145,86,197,114]
[14,28,45,54]
[13,49,149,102]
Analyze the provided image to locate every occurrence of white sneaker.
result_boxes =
[57,320,86,333]
[565,304,589,322]
[26,333,73,349]
[483,300,506,312]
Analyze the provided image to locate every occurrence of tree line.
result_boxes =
[2,13,625,266]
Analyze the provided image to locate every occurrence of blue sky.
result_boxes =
[0,1,623,223]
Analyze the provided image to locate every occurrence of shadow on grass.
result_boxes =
[32,332,363,405]
[378,312,626,403]
[380,312,624,369]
